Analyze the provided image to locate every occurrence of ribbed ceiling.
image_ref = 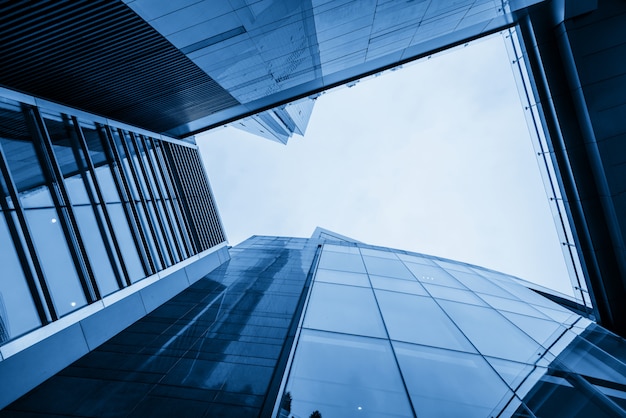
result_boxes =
[0,0,240,136]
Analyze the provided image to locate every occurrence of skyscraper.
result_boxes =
[1,0,626,413]
[2,232,625,417]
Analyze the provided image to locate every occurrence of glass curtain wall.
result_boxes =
[0,93,225,345]
[278,243,626,418]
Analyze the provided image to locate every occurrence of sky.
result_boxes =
[197,33,575,297]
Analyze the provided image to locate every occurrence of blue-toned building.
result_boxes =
[1,0,626,414]
[2,232,626,417]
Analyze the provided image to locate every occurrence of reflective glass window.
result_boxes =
[362,256,415,280]
[284,330,413,418]
[439,300,542,362]
[480,293,548,318]
[24,207,86,316]
[396,253,437,265]
[485,357,538,390]
[107,203,145,283]
[369,274,428,296]
[375,290,475,352]
[423,283,487,306]
[404,262,466,288]
[317,250,366,273]
[303,282,387,338]
[323,244,360,254]
[43,111,120,296]
[434,259,475,273]
[0,213,40,342]
[500,311,565,347]
[360,248,398,259]
[446,269,515,298]
[394,342,512,418]
[0,100,48,198]
[94,165,122,203]
[314,268,370,287]
[73,206,119,296]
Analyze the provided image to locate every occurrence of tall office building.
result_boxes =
[2,232,625,417]
[1,0,626,413]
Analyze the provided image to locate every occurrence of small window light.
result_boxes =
[70,302,76,307]
[51,218,57,223]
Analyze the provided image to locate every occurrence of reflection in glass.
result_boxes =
[404,262,465,288]
[363,256,415,280]
[303,282,386,338]
[25,208,86,316]
[394,342,512,418]
[107,203,145,283]
[73,206,119,296]
[285,330,414,418]
[314,268,370,287]
[439,300,542,363]
[318,250,366,273]
[0,214,40,342]
[375,290,475,352]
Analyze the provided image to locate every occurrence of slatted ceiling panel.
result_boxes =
[0,0,240,136]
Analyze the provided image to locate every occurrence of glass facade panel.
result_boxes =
[394,342,512,418]
[369,274,428,296]
[285,329,414,418]
[446,269,516,298]
[362,255,415,280]
[323,244,360,254]
[73,206,119,296]
[404,262,466,288]
[0,214,40,342]
[317,250,366,273]
[303,282,387,338]
[375,290,475,352]
[24,207,86,316]
[423,283,487,306]
[439,300,543,362]
[314,268,370,287]
[107,203,146,283]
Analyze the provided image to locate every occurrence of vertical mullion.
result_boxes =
[140,136,184,261]
[116,129,166,268]
[101,124,155,275]
[26,106,100,303]
[128,132,175,265]
[71,116,129,287]
[152,140,195,256]
[192,150,224,246]
[162,142,202,254]
[0,145,53,323]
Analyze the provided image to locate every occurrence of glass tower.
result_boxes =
[3,234,626,417]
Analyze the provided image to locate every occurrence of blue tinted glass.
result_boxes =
[0,213,40,342]
[303,282,387,338]
[107,203,145,283]
[285,330,413,418]
[362,256,415,280]
[446,269,515,298]
[394,341,512,418]
[404,262,466,288]
[500,311,565,348]
[314,268,370,287]
[439,300,542,362]
[360,248,399,259]
[369,274,428,296]
[73,206,119,296]
[318,250,366,273]
[375,290,475,352]
[423,283,487,306]
[25,208,86,316]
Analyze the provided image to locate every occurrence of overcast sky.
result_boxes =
[197,33,574,296]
